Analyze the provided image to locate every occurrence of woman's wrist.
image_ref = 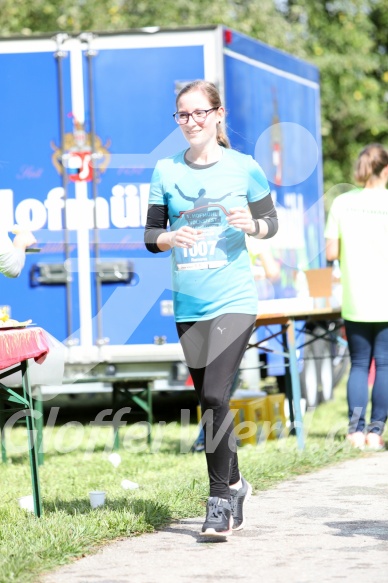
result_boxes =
[248,218,260,237]
[168,232,176,248]
[156,231,175,251]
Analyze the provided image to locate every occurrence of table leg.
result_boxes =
[281,329,295,431]
[0,403,6,463]
[285,319,305,450]
[32,386,44,466]
[112,384,120,450]
[112,384,153,450]
[21,361,43,517]
[147,382,153,446]
[112,383,121,451]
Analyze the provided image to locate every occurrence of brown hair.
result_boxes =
[354,143,388,186]
[176,80,230,148]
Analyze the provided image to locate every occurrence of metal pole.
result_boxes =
[53,33,73,341]
[22,361,43,517]
[79,32,104,344]
[285,319,305,450]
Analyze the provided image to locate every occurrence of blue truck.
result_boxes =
[0,26,345,407]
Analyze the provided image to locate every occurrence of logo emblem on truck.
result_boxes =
[50,116,111,182]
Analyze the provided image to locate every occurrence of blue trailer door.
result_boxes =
[0,40,79,342]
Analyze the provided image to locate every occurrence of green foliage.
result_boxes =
[0,0,301,41]
[283,0,388,207]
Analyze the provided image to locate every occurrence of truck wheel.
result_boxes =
[332,338,349,388]
[318,340,334,403]
[300,343,319,408]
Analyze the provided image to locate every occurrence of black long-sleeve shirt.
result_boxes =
[144,193,278,253]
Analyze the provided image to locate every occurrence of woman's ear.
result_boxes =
[382,165,388,181]
[217,106,225,123]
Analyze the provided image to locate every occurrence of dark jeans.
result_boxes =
[177,313,255,499]
[345,320,388,435]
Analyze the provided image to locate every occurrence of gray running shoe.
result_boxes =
[230,476,252,530]
[200,497,233,537]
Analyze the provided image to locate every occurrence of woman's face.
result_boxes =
[176,89,224,149]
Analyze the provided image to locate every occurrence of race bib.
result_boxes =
[175,227,228,271]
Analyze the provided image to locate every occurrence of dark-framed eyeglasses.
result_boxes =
[173,107,219,125]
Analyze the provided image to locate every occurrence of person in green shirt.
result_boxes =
[325,143,388,451]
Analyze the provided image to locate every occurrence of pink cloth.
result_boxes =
[0,327,50,371]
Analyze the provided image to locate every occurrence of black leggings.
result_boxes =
[177,313,256,499]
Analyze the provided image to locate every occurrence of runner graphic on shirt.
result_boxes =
[173,183,235,228]
[173,184,237,270]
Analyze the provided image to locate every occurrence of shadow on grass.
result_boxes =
[306,431,347,441]
[43,496,171,526]
[2,445,117,465]
[4,442,189,466]
[4,437,197,465]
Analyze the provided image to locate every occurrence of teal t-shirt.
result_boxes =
[148,148,270,322]
[325,187,388,322]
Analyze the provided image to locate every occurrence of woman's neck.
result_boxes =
[185,143,222,165]
[365,176,388,189]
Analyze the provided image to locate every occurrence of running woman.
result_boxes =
[144,80,278,537]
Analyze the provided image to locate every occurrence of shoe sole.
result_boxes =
[200,516,233,538]
[199,528,232,538]
[232,481,252,531]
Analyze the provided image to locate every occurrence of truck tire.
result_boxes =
[300,343,319,408]
[332,339,349,388]
[316,339,334,403]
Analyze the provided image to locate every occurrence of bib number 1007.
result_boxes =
[182,240,217,258]
[176,237,228,270]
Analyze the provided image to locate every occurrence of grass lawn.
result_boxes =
[0,375,382,583]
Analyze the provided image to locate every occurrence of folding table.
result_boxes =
[252,307,343,450]
[0,327,50,517]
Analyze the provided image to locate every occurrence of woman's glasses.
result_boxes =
[173,107,219,125]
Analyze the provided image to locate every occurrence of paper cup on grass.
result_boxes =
[108,453,121,468]
[18,495,34,512]
[89,491,106,509]
[121,479,139,490]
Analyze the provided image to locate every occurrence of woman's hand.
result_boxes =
[170,226,204,248]
[156,226,203,251]
[12,230,37,250]
[227,207,256,235]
